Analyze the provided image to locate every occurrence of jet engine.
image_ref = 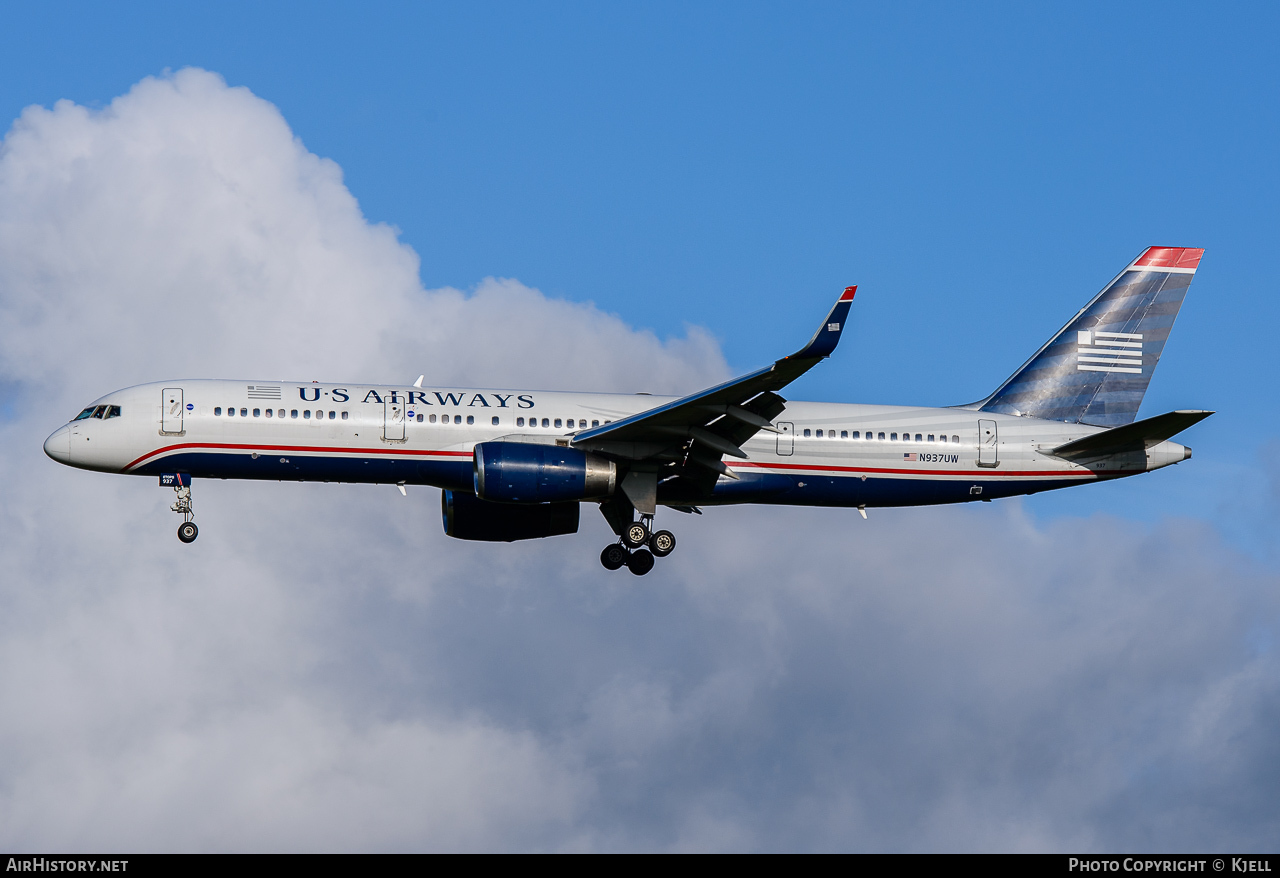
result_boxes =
[442,489,579,542]
[472,441,617,504]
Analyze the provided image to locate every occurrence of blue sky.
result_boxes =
[0,3,1277,852]
[4,2,1272,531]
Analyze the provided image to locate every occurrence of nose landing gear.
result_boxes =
[170,480,198,543]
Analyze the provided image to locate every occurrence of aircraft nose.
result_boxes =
[43,424,71,463]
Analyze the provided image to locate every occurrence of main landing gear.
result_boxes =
[600,512,676,576]
[172,482,198,543]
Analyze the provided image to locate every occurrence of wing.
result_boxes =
[572,286,856,502]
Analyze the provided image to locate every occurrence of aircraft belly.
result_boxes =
[131,450,473,489]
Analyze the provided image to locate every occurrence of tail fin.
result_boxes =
[976,246,1204,427]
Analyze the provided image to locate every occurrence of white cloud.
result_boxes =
[0,69,1276,852]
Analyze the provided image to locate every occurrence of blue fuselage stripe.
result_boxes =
[137,451,1098,508]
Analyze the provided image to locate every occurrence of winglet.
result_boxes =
[792,286,856,360]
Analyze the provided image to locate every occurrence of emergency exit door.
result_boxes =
[977,419,998,467]
[162,388,184,434]
[384,397,406,441]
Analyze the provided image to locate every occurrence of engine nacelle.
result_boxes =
[441,489,579,542]
[473,441,616,504]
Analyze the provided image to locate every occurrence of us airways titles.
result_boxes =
[294,387,538,408]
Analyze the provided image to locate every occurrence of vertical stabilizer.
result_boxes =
[978,247,1204,427]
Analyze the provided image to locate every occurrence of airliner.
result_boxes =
[44,246,1211,575]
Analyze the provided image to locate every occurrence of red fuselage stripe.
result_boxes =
[727,460,1098,478]
[126,442,471,471]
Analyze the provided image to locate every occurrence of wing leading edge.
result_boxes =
[571,286,856,492]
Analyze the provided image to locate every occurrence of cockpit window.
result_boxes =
[105,405,122,419]
[91,405,106,419]
[73,407,95,421]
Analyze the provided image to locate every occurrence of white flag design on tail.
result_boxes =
[1076,330,1142,374]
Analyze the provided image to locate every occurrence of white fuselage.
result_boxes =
[43,379,1190,509]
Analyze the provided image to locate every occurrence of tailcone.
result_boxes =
[1146,440,1189,471]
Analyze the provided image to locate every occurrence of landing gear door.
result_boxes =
[776,421,794,456]
[384,397,406,441]
[977,419,998,467]
[162,388,184,434]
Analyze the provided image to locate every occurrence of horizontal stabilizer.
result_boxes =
[1051,410,1213,460]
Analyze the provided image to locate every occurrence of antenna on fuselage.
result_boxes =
[413,375,424,388]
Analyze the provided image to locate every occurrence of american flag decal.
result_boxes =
[247,385,282,399]
[903,452,917,461]
[1076,330,1142,375]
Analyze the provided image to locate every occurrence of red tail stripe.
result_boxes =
[1135,247,1204,269]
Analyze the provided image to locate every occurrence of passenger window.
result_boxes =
[952,435,959,443]
[492,416,500,426]
[890,432,897,440]
[253,408,261,417]
[214,407,222,416]
[73,407,95,421]
[915,433,922,442]
[592,420,600,427]
[291,410,298,419]
[265,409,273,418]
[303,411,311,419]
[228,407,235,417]
[878,432,885,440]
[430,414,437,423]
[542,418,550,428]
[466,415,474,425]
[106,405,122,419]
[516,417,524,427]
[803,428,811,437]
[555,419,562,428]
[851,431,859,439]
[841,430,848,438]
[342,412,349,420]
[816,429,823,437]
[939,434,947,443]
[928,434,935,442]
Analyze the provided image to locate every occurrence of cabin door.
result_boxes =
[977,419,998,467]
[384,397,406,441]
[776,422,794,456]
[162,388,184,434]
